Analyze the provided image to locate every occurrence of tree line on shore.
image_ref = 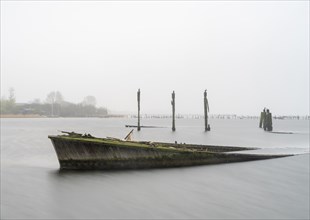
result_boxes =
[0,89,108,117]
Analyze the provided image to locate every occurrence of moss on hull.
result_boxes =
[48,135,292,170]
[50,135,254,152]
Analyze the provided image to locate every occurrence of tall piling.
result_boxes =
[137,89,141,131]
[204,90,210,131]
[171,91,176,131]
[259,108,266,128]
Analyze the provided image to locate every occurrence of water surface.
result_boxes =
[1,118,309,219]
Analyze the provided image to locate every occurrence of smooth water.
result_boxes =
[1,118,309,219]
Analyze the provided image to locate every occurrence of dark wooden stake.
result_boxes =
[171,91,176,131]
[137,89,141,131]
[204,90,210,131]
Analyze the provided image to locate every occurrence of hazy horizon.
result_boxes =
[1,1,309,115]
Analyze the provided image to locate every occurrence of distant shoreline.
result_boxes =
[0,114,126,118]
[0,114,309,120]
[0,114,45,118]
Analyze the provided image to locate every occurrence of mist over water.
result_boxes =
[1,1,309,116]
[1,118,309,219]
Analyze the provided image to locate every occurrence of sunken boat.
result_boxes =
[48,131,291,170]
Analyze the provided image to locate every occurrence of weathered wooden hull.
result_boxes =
[49,135,290,170]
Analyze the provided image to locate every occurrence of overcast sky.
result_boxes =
[1,1,309,115]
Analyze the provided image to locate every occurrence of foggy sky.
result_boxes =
[1,1,309,115]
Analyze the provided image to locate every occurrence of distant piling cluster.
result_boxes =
[259,108,273,131]
[136,89,211,132]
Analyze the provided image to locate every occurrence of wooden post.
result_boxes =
[259,108,266,128]
[137,89,141,131]
[171,91,176,131]
[264,109,273,131]
[204,90,210,131]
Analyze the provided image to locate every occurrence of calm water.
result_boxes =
[1,118,309,219]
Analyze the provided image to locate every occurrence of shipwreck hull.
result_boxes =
[49,135,288,170]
